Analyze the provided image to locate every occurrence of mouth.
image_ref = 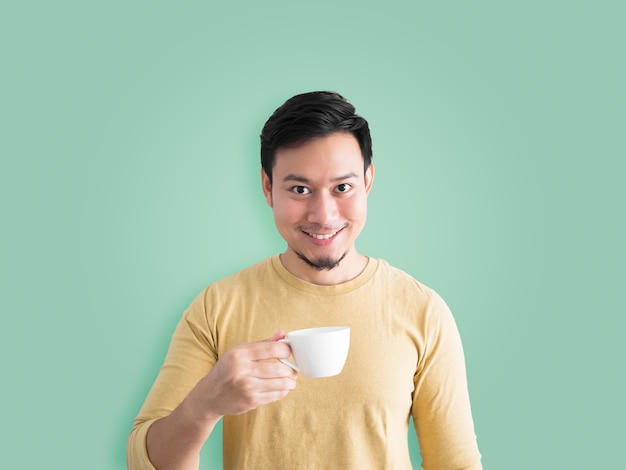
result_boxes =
[305,231,338,240]
[301,227,345,243]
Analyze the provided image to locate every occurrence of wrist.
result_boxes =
[184,383,223,428]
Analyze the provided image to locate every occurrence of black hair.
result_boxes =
[260,91,372,183]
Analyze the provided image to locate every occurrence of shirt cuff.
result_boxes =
[127,418,159,470]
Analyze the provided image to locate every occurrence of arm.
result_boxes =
[127,287,297,470]
[412,291,482,470]
[145,331,296,470]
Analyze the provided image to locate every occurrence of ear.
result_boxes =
[364,163,375,194]
[261,168,273,207]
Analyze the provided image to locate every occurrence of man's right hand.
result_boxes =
[145,332,297,470]
[188,331,298,421]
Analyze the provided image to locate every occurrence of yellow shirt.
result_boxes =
[128,256,481,469]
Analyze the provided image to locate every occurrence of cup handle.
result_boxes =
[278,338,301,372]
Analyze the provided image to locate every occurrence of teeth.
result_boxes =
[307,231,337,240]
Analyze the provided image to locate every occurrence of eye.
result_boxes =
[335,183,352,193]
[292,185,310,195]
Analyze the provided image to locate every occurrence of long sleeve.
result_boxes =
[412,291,482,470]
[126,291,217,469]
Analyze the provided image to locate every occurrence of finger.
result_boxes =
[263,330,286,342]
[245,335,292,361]
[245,342,292,361]
[252,376,297,393]
[251,361,298,380]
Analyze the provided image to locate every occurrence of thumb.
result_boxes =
[264,330,287,342]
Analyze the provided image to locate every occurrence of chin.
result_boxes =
[296,251,347,271]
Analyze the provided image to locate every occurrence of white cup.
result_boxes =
[279,326,350,378]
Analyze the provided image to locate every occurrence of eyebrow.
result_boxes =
[282,172,358,184]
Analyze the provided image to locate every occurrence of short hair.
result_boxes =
[260,91,372,183]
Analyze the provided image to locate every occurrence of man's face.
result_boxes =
[262,132,374,280]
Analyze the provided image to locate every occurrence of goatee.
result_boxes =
[296,251,347,271]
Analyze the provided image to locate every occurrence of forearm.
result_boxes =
[146,390,221,470]
[137,332,295,469]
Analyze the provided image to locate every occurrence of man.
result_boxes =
[128,91,482,469]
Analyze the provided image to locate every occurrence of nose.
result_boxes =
[306,191,339,226]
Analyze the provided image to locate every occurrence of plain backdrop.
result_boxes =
[1,1,624,469]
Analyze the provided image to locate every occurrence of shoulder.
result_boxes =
[372,258,451,312]
[373,259,433,294]
[214,256,274,286]
[184,257,275,319]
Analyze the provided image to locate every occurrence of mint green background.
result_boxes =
[1,1,624,469]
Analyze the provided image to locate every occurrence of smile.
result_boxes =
[302,227,344,240]
[306,231,337,240]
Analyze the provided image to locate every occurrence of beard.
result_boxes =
[296,251,347,271]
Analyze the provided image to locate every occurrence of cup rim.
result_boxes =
[287,326,349,337]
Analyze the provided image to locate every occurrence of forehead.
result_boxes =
[273,132,364,179]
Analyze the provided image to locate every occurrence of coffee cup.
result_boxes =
[279,326,350,378]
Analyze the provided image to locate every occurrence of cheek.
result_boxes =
[272,199,302,225]
[343,196,368,221]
